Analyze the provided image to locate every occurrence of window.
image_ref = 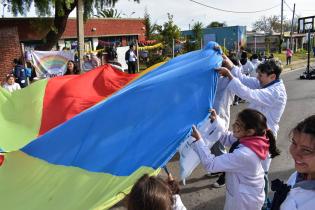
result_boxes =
[126,35,138,46]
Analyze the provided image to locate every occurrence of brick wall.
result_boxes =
[0,27,22,83]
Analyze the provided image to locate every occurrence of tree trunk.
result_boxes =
[35,1,77,51]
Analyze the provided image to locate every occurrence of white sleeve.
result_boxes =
[172,195,187,210]
[231,66,260,89]
[227,78,275,107]
[192,138,251,173]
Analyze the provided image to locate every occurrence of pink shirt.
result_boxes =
[286,49,293,57]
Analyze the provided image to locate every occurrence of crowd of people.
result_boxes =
[124,47,315,210]
[1,44,314,210]
[0,52,102,93]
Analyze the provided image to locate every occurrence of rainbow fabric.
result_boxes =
[0,42,222,210]
[31,50,75,77]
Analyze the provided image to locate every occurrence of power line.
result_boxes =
[284,1,301,18]
[189,0,280,14]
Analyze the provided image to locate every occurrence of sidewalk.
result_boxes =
[283,57,315,72]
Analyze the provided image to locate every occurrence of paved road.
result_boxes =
[111,66,315,210]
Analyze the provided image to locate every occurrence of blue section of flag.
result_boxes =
[21,42,222,176]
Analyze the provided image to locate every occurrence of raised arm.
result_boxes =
[222,54,260,89]
[192,137,253,173]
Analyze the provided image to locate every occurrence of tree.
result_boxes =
[156,13,181,55]
[207,21,227,28]
[192,21,203,49]
[252,15,292,33]
[143,8,157,40]
[94,8,121,18]
[7,0,139,50]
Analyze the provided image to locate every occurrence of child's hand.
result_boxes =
[166,173,180,194]
[167,173,174,182]
[213,45,222,54]
[216,67,233,80]
[191,125,202,141]
[208,109,217,123]
[222,54,235,70]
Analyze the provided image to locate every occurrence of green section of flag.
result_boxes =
[0,80,47,151]
[0,151,159,210]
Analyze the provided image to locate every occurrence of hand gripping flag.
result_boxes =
[0,42,222,210]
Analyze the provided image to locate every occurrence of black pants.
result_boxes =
[286,56,291,65]
[127,61,136,74]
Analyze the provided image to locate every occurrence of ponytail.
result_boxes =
[266,129,281,158]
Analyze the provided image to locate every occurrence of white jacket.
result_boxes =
[228,66,287,136]
[241,60,255,76]
[192,132,265,210]
[173,194,187,210]
[213,77,235,129]
[281,172,315,210]
[250,59,261,77]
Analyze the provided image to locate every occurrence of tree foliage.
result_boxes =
[207,21,227,28]
[94,8,121,18]
[192,21,203,49]
[156,13,181,55]
[143,8,157,40]
[6,0,139,50]
[252,15,293,33]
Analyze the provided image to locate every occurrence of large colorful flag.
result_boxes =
[0,42,222,210]
[0,65,137,151]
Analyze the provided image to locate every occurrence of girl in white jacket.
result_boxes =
[191,109,280,210]
[271,115,315,210]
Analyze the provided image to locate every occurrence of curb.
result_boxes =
[283,60,315,73]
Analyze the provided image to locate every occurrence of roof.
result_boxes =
[0,17,146,41]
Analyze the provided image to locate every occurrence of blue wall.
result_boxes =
[182,26,246,51]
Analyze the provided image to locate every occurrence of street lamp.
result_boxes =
[188,19,194,30]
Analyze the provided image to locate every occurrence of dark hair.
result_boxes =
[13,58,22,65]
[64,60,80,75]
[167,179,180,195]
[252,54,259,59]
[257,59,283,79]
[291,115,315,140]
[241,51,248,59]
[228,55,240,66]
[237,109,281,158]
[6,74,15,81]
[127,174,173,210]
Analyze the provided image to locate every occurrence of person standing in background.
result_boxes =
[125,44,137,74]
[286,48,293,65]
[13,58,28,88]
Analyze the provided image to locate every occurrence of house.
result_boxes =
[0,17,146,51]
[247,30,307,53]
[181,26,247,51]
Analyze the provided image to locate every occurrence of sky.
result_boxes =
[1,0,315,31]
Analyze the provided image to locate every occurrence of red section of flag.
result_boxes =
[0,155,4,166]
[39,65,137,135]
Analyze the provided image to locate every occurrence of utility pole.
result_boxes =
[77,0,84,72]
[279,0,284,53]
[172,38,175,58]
[290,3,296,51]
